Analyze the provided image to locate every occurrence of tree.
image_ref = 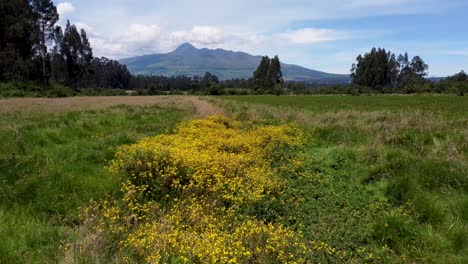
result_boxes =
[438,70,468,95]
[29,0,59,84]
[61,21,93,89]
[0,1,133,92]
[446,70,467,82]
[397,55,428,89]
[351,48,429,92]
[410,56,428,78]
[351,48,397,91]
[50,25,65,82]
[0,0,35,81]
[79,28,93,82]
[253,56,284,93]
[201,72,219,88]
[253,56,270,91]
[266,55,284,92]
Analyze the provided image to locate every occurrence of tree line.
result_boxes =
[109,56,285,95]
[350,48,466,95]
[0,0,132,91]
[0,0,264,96]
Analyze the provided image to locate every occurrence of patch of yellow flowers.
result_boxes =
[80,116,311,263]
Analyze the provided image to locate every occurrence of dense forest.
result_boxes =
[0,0,132,94]
[0,1,466,96]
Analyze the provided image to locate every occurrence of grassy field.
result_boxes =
[217,95,467,263]
[0,97,204,263]
[1,95,466,263]
[220,95,467,117]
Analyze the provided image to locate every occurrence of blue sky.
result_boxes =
[55,0,468,76]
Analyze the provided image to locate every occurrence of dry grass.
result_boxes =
[211,97,468,162]
[183,96,227,117]
[0,96,225,118]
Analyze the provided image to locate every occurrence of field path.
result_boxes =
[183,96,226,117]
[0,96,225,117]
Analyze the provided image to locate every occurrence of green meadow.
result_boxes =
[0,100,191,263]
[1,95,467,263]
[217,95,467,263]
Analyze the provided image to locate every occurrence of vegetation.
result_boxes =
[0,1,465,96]
[2,95,466,263]
[216,95,467,263]
[218,95,467,116]
[0,2,465,97]
[74,117,310,263]
[0,100,190,263]
[1,2,466,263]
[0,0,131,91]
[351,48,428,91]
[253,56,284,94]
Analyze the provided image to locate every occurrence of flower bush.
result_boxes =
[78,116,311,263]
[108,116,303,207]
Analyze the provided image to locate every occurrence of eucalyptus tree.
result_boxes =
[29,0,59,84]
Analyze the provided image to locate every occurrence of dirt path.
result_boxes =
[0,96,226,117]
[182,96,226,117]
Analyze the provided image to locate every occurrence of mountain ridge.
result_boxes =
[120,43,350,83]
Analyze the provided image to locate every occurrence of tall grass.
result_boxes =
[217,95,468,263]
[1,95,466,263]
[0,105,190,263]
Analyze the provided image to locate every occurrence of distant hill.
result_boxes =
[120,43,350,84]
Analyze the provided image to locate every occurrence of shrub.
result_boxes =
[75,116,310,263]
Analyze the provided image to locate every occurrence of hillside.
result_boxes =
[120,43,350,83]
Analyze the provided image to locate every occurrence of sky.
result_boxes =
[55,0,468,76]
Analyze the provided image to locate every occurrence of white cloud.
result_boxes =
[57,2,75,17]
[75,22,96,36]
[85,22,354,60]
[124,24,162,43]
[171,26,225,46]
[279,28,348,44]
[88,24,268,58]
[67,0,452,59]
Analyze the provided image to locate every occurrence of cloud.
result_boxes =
[75,22,96,37]
[57,2,75,17]
[279,28,348,44]
[85,23,352,60]
[87,24,268,58]
[124,24,162,43]
[171,26,226,46]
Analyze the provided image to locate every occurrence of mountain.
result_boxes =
[120,43,350,83]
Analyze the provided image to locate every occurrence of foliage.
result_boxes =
[351,48,428,91]
[75,116,312,263]
[219,95,468,263]
[0,0,132,91]
[0,0,36,82]
[29,0,59,84]
[254,56,284,92]
[0,105,189,263]
[2,96,467,263]
[55,21,93,89]
[0,81,135,97]
[436,71,468,95]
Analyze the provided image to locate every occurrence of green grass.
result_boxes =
[221,95,468,117]
[2,95,467,263]
[0,105,190,263]
[218,95,468,263]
